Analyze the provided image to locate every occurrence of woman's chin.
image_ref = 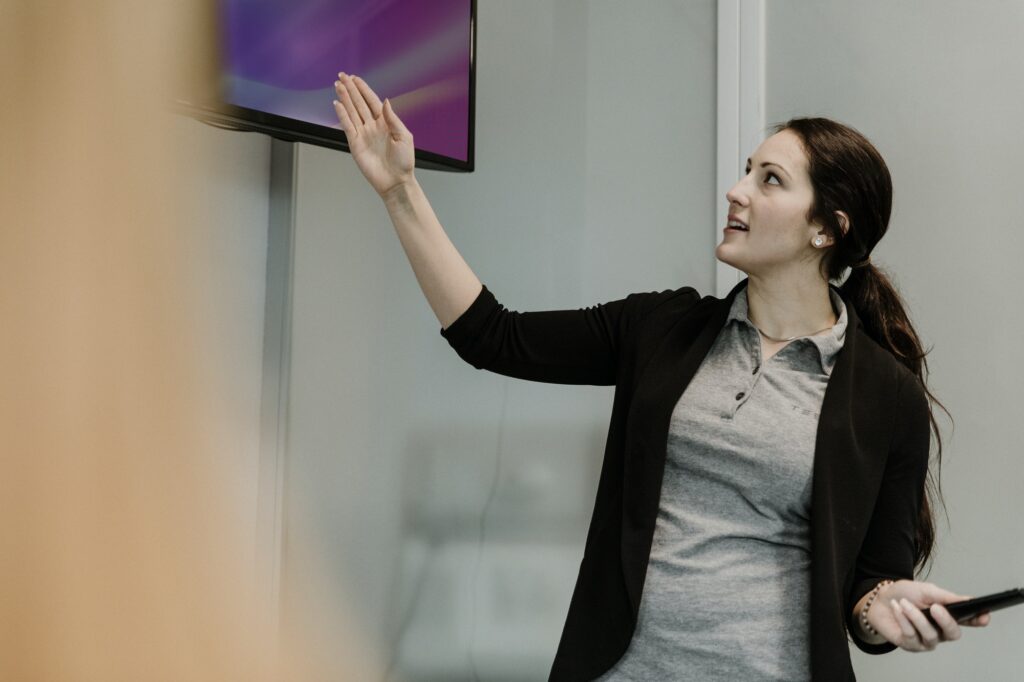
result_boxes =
[714,249,753,277]
[714,245,740,266]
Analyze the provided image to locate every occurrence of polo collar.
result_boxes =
[724,279,849,376]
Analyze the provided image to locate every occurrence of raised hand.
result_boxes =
[868,580,991,652]
[333,73,415,198]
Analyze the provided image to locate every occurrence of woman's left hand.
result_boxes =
[867,580,991,652]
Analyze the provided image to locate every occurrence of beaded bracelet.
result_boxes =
[860,579,895,637]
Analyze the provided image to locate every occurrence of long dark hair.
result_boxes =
[768,117,949,578]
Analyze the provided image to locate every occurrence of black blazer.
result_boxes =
[439,276,931,681]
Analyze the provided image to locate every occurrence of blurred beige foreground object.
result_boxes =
[0,1,381,679]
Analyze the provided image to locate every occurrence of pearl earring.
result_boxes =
[814,237,823,246]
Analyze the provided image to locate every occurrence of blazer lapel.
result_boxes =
[807,282,896,674]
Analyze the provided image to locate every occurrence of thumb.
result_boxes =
[923,583,963,603]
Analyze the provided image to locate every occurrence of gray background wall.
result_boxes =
[177,0,1022,680]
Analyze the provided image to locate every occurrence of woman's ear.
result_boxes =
[835,210,851,236]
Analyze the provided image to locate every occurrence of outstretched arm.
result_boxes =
[332,72,700,386]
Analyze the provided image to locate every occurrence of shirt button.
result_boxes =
[736,392,745,400]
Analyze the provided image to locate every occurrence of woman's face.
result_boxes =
[717,129,827,274]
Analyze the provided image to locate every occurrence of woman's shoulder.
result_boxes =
[626,284,704,322]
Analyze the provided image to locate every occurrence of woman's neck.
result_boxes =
[744,276,837,339]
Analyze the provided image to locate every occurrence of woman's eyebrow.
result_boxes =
[746,157,791,180]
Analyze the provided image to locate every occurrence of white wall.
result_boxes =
[766,0,1024,678]
[281,1,717,679]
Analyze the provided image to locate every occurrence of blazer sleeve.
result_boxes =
[845,370,932,654]
[438,283,675,386]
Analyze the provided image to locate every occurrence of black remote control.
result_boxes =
[921,587,1022,632]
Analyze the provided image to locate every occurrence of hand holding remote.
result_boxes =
[867,580,993,652]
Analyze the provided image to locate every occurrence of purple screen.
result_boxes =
[220,0,472,163]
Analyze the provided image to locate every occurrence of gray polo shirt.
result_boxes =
[594,284,848,681]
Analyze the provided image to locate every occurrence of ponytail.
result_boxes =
[840,262,950,575]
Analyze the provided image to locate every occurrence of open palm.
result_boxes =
[333,73,415,198]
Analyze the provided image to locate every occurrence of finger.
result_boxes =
[899,598,941,649]
[342,74,374,126]
[967,611,991,627]
[335,78,363,136]
[332,95,355,138]
[891,599,921,647]
[383,99,411,137]
[965,596,993,626]
[336,74,365,127]
[928,603,962,641]
[950,595,990,627]
[922,582,964,602]
[351,75,383,120]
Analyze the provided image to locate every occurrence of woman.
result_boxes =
[331,74,991,681]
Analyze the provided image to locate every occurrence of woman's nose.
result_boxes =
[726,185,745,206]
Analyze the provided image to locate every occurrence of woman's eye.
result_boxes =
[745,168,781,186]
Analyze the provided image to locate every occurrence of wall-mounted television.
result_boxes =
[179,0,476,172]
